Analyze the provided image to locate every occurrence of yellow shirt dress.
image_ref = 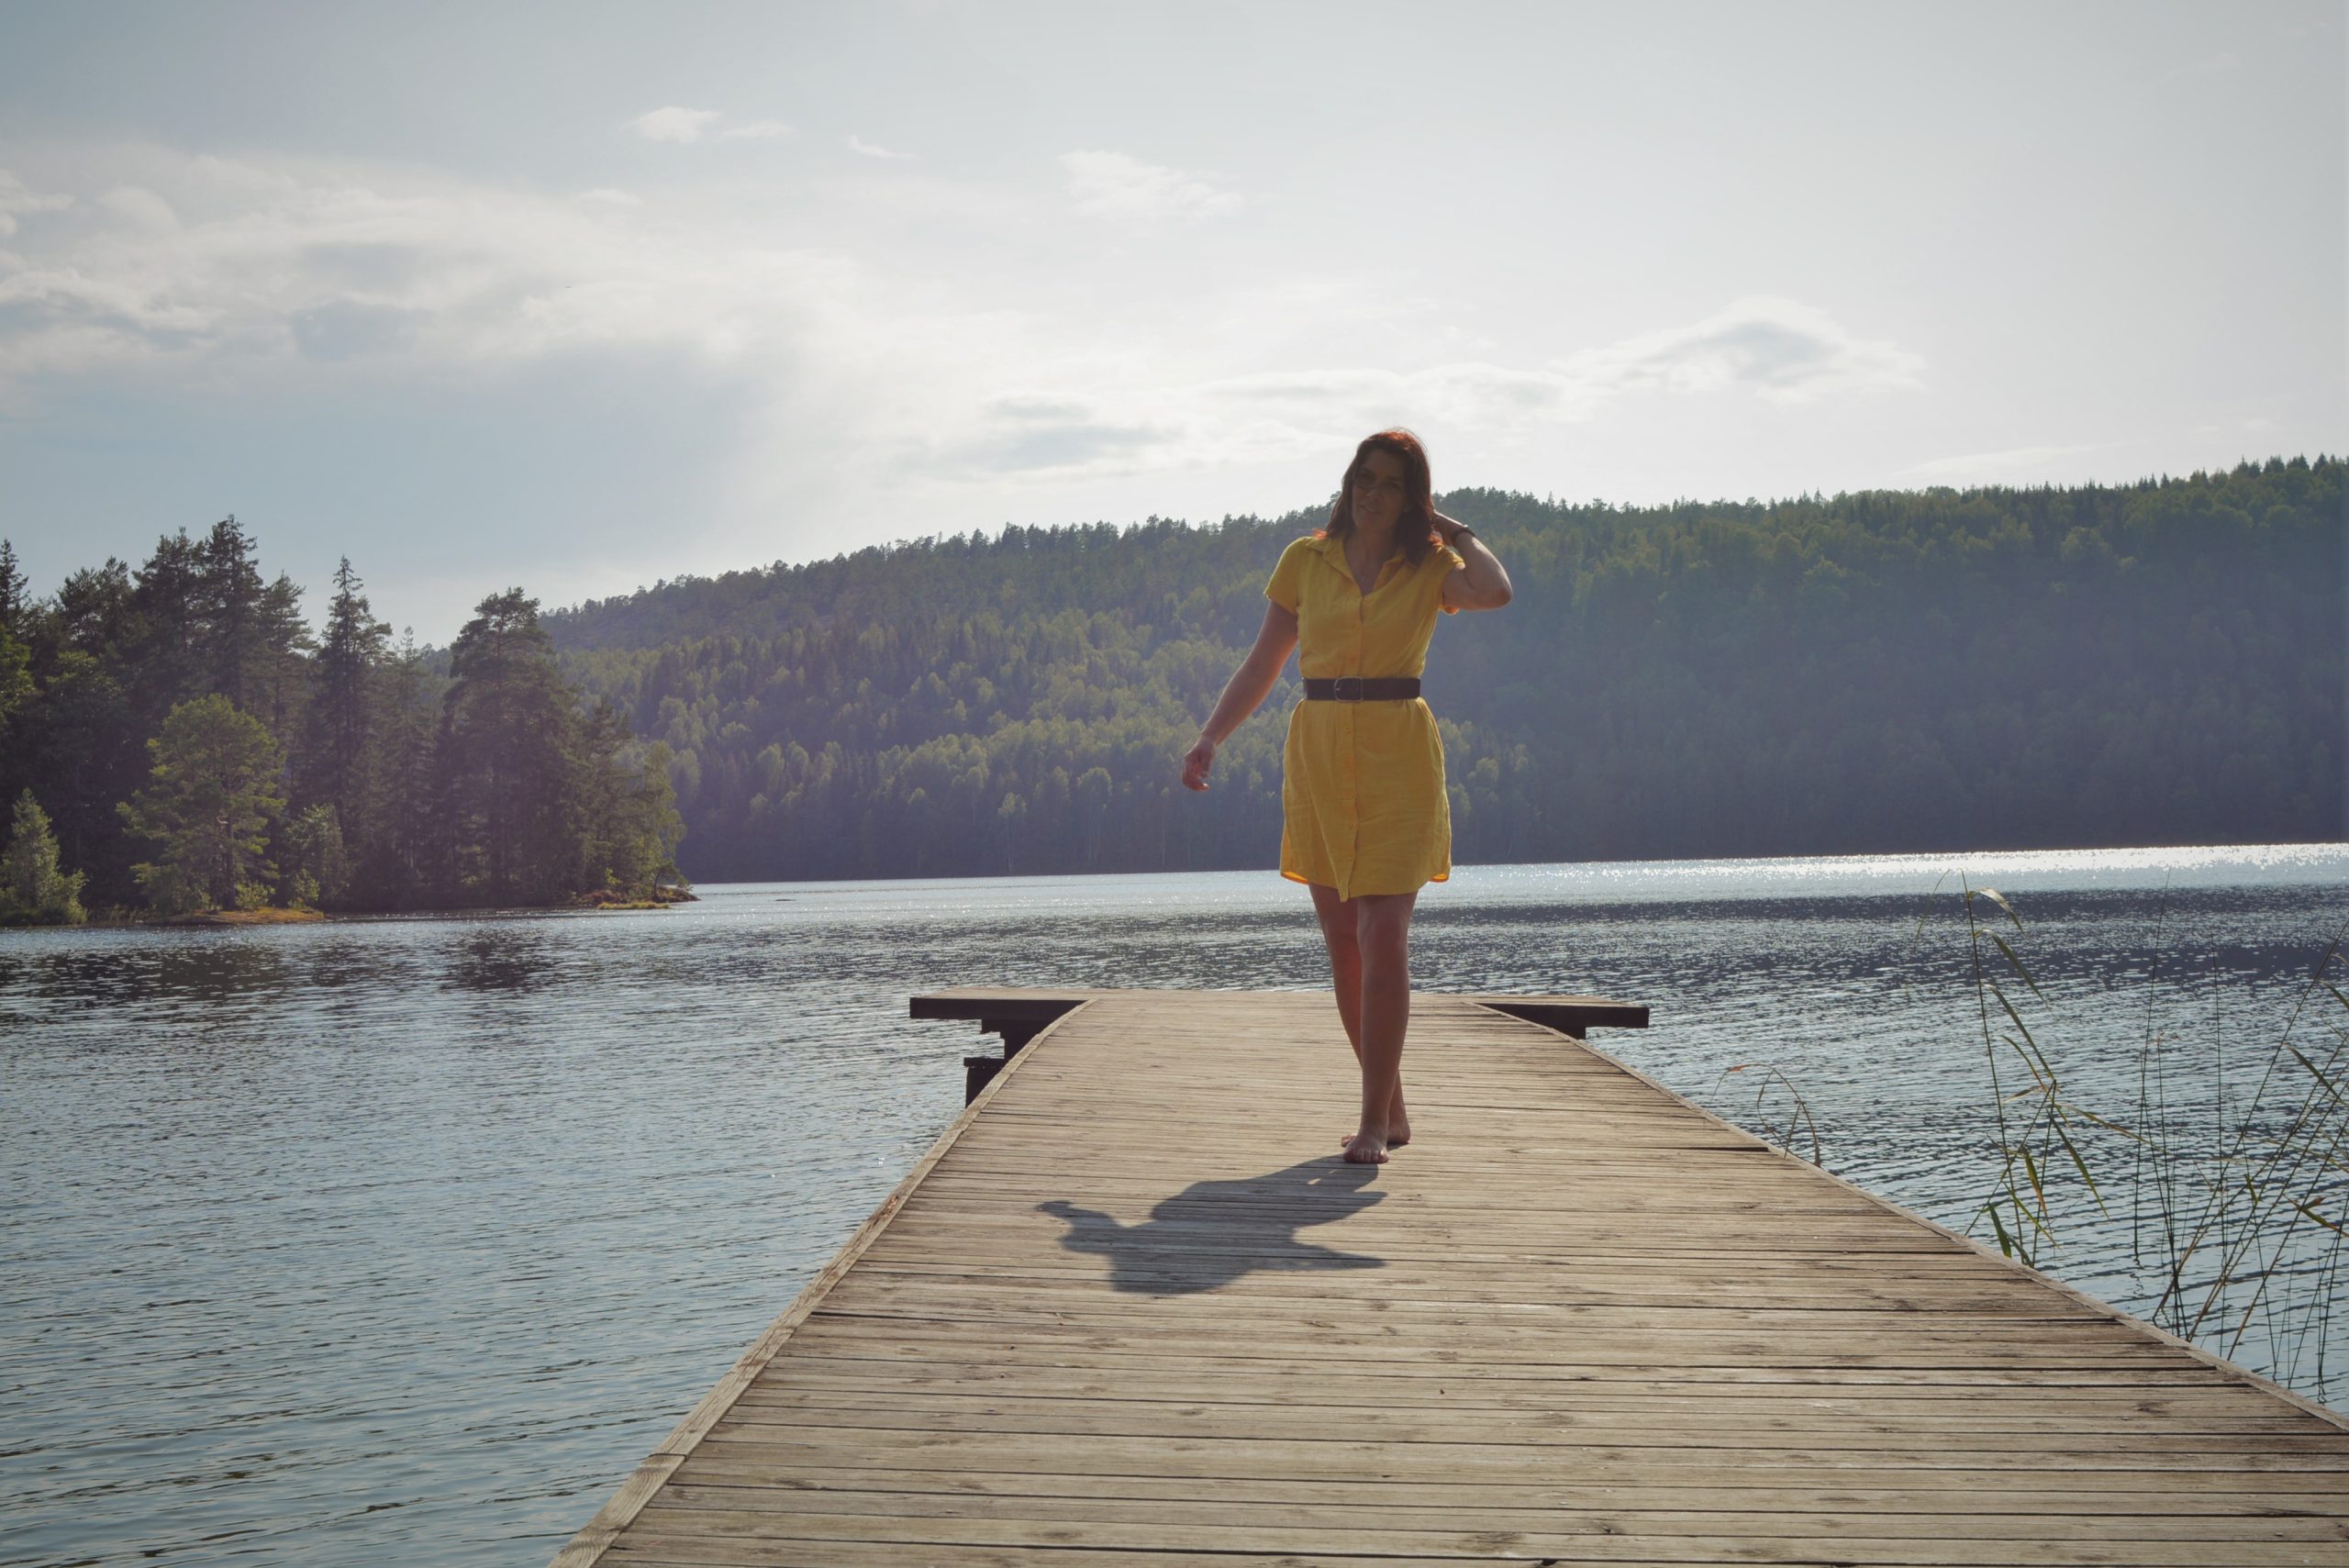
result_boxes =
[1265,532,1467,901]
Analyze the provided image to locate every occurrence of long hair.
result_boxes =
[1321,428,1439,567]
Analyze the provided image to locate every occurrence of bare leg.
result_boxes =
[1348,891,1416,1161]
[1308,884,1416,1162]
[1308,883,1409,1145]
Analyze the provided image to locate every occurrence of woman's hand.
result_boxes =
[1181,735,1217,791]
[1431,509,1466,545]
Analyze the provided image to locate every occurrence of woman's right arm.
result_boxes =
[1181,601,1300,791]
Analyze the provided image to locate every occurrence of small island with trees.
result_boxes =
[0,525,685,926]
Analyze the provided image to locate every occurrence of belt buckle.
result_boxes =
[1331,676,1363,703]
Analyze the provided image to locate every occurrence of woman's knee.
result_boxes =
[1353,904,1413,970]
[1359,938,1409,979]
[1355,922,1409,971]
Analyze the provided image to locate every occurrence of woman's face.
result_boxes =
[1351,450,1410,531]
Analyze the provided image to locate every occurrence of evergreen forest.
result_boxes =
[3,456,2335,910]
[544,456,2342,882]
[0,523,682,919]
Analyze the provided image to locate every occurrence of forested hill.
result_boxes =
[547,457,2344,883]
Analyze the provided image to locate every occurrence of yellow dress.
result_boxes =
[1264,532,1466,901]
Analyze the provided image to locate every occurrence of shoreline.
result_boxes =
[5,886,699,931]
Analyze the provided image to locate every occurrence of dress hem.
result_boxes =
[1280,867,1452,898]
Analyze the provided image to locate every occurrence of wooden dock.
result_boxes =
[551,987,2349,1566]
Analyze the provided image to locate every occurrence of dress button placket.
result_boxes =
[1342,574,1365,891]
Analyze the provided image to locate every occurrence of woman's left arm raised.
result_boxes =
[1434,512,1513,611]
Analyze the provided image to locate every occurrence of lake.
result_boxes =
[3,843,2344,1567]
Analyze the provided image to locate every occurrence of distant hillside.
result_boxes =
[547,457,2345,882]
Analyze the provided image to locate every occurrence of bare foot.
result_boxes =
[1386,1111,1411,1149]
[1340,1128,1390,1164]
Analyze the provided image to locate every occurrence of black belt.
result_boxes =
[1304,677,1421,702]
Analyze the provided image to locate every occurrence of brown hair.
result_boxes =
[1320,428,1440,566]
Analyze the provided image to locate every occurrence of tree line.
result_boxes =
[542,455,2342,881]
[0,523,682,921]
[6,456,2332,907]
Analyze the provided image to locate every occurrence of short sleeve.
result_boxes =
[1434,542,1467,614]
[1264,537,1312,614]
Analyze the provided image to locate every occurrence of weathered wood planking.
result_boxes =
[551,988,2349,1566]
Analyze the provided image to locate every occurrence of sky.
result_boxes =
[0,0,2340,642]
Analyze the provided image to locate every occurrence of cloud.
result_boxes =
[625,106,724,144]
[911,295,1928,485]
[0,143,874,398]
[847,134,914,160]
[1060,150,1240,228]
[1555,295,1926,406]
[0,167,74,238]
[1894,442,2111,480]
[95,184,178,230]
[1180,297,1924,450]
[974,420,1170,473]
[0,140,1940,617]
[620,108,791,146]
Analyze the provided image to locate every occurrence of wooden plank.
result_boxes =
[663,1461,2349,1513]
[553,988,2349,1565]
[642,1486,2349,1541]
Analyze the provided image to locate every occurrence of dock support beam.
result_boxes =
[909,992,1092,1104]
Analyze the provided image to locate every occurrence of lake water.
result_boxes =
[4,843,2345,1567]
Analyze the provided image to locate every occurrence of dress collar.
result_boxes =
[1314,531,1408,589]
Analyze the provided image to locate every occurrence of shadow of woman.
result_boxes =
[1036,1156,1388,1296]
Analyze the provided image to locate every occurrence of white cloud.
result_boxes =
[1060,150,1240,228]
[0,167,73,238]
[0,144,873,397]
[1556,295,1926,406]
[847,134,914,161]
[0,141,1939,593]
[625,106,724,144]
[923,296,1923,483]
[1894,442,2111,480]
[96,185,178,229]
[1156,296,1926,459]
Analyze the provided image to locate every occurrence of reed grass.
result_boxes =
[1712,1061,1824,1166]
[1912,876,2349,1401]
[1720,876,2349,1401]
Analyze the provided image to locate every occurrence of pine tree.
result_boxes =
[0,539,28,727]
[281,803,349,908]
[435,589,575,906]
[0,538,26,636]
[194,516,267,709]
[252,571,314,750]
[358,630,440,909]
[118,694,285,913]
[1,790,87,925]
[302,560,391,851]
[129,528,207,706]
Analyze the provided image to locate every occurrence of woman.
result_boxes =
[1181,429,1514,1164]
